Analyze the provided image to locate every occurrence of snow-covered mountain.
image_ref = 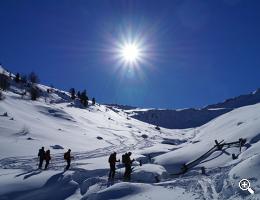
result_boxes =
[206,88,260,109]
[0,67,259,199]
[126,107,231,129]
[112,89,260,129]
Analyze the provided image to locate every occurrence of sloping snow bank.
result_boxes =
[0,171,78,200]
[229,154,260,195]
[82,182,146,200]
[82,182,199,200]
[154,103,260,174]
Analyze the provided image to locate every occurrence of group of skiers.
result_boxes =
[37,147,51,170]
[108,151,135,181]
[38,147,135,181]
[37,147,72,171]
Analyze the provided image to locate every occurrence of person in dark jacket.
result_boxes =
[123,152,135,181]
[44,150,51,170]
[64,149,72,170]
[108,152,120,179]
[38,147,45,169]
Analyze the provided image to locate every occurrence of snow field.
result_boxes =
[0,77,260,199]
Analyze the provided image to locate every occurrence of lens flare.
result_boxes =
[102,26,156,81]
[120,43,140,63]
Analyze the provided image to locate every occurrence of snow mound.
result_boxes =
[82,181,199,200]
[81,177,107,195]
[229,154,260,190]
[132,164,168,183]
[0,171,78,200]
[82,182,146,200]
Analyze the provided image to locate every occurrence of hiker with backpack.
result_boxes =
[108,152,120,179]
[38,147,45,169]
[122,152,135,181]
[44,150,51,170]
[64,149,73,170]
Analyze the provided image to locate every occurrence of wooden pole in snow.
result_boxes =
[215,140,223,150]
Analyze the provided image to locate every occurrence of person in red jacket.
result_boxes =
[108,152,120,179]
[44,150,51,170]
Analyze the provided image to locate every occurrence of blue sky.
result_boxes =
[0,0,260,109]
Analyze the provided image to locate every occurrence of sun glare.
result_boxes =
[109,31,150,69]
[121,43,140,63]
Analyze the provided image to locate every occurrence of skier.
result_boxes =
[44,150,51,170]
[38,147,45,169]
[123,152,135,181]
[64,149,73,170]
[108,152,120,179]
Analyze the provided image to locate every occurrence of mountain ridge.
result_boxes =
[107,89,260,129]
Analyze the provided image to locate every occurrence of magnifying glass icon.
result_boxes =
[239,179,254,194]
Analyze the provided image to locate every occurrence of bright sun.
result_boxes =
[120,43,140,63]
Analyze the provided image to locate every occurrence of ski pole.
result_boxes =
[36,157,39,168]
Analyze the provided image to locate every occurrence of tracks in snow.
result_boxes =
[0,138,153,171]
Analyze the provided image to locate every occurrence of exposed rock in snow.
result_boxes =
[50,145,64,150]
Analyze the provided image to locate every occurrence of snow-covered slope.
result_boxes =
[154,103,260,174]
[127,107,231,129]
[119,89,260,129]
[0,68,259,199]
[0,90,177,158]
[206,88,260,109]
[152,103,260,199]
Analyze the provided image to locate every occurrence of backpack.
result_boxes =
[38,150,41,157]
[64,152,69,160]
[122,154,127,164]
[44,153,51,161]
